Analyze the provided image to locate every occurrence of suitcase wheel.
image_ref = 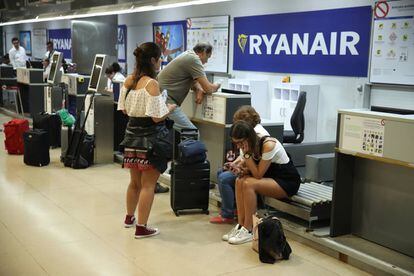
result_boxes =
[174,210,180,217]
[203,209,209,215]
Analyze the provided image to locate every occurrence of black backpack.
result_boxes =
[258,216,292,264]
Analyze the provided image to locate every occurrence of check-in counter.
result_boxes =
[0,66,17,107]
[16,68,46,117]
[182,91,284,182]
[331,109,414,258]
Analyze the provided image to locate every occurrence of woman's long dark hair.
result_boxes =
[126,42,161,89]
[230,120,259,158]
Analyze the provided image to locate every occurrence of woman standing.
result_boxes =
[117,42,176,238]
[223,120,301,244]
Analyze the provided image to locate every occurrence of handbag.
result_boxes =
[178,139,207,164]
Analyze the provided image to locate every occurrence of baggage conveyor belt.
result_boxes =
[264,182,332,229]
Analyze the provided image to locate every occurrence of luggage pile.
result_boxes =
[170,127,210,216]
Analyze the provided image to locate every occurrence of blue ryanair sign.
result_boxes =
[233,6,372,77]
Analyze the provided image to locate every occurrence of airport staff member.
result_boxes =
[8,37,27,69]
[44,41,55,60]
[157,42,221,129]
[105,62,126,91]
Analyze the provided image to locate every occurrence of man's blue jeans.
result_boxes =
[217,169,237,219]
[168,106,196,130]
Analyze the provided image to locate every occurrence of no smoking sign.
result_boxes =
[374,1,389,18]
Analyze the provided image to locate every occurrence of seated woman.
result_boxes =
[210,106,269,224]
[223,120,301,245]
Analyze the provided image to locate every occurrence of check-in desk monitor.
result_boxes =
[84,54,113,164]
[47,52,63,85]
[26,60,43,69]
[88,54,109,93]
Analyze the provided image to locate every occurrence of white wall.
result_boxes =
[3,20,71,59]
[119,0,372,141]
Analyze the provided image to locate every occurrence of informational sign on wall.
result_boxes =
[370,0,414,86]
[48,28,71,60]
[32,28,47,60]
[341,115,385,157]
[187,15,229,73]
[233,7,372,77]
[153,21,186,66]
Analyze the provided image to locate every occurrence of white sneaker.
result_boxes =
[228,226,253,245]
[222,224,241,241]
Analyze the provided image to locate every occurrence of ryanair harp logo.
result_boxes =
[238,34,248,53]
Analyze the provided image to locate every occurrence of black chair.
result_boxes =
[283,92,306,144]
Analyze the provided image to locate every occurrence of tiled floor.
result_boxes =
[0,113,369,275]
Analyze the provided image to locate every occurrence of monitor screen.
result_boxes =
[89,56,104,90]
[47,52,62,84]
[26,60,43,69]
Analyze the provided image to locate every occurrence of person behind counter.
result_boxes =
[157,42,221,129]
[8,37,27,69]
[210,106,270,225]
[42,58,50,81]
[105,62,126,92]
[117,42,176,238]
[222,121,301,245]
[1,54,11,66]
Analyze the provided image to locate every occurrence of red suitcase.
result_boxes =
[4,119,29,154]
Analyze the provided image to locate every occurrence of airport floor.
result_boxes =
[0,113,369,276]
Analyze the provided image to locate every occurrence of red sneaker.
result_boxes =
[135,225,160,239]
[124,215,136,228]
[209,215,235,224]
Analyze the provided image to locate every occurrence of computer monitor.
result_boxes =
[88,54,109,93]
[26,60,43,69]
[47,52,63,85]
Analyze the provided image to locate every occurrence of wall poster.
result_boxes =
[19,31,32,56]
[32,28,47,60]
[187,15,229,73]
[370,0,414,86]
[153,20,186,67]
[118,25,127,63]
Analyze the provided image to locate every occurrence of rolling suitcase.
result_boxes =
[33,112,62,148]
[170,160,210,216]
[23,129,50,166]
[3,119,29,154]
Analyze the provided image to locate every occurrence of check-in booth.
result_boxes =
[331,109,414,258]
[16,67,46,117]
[182,90,284,182]
[0,66,17,108]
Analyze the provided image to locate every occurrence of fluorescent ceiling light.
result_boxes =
[0,0,231,26]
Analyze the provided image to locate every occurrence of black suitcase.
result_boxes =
[170,160,210,216]
[33,112,61,148]
[23,129,50,167]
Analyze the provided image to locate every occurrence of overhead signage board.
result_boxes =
[233,7,372,77]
